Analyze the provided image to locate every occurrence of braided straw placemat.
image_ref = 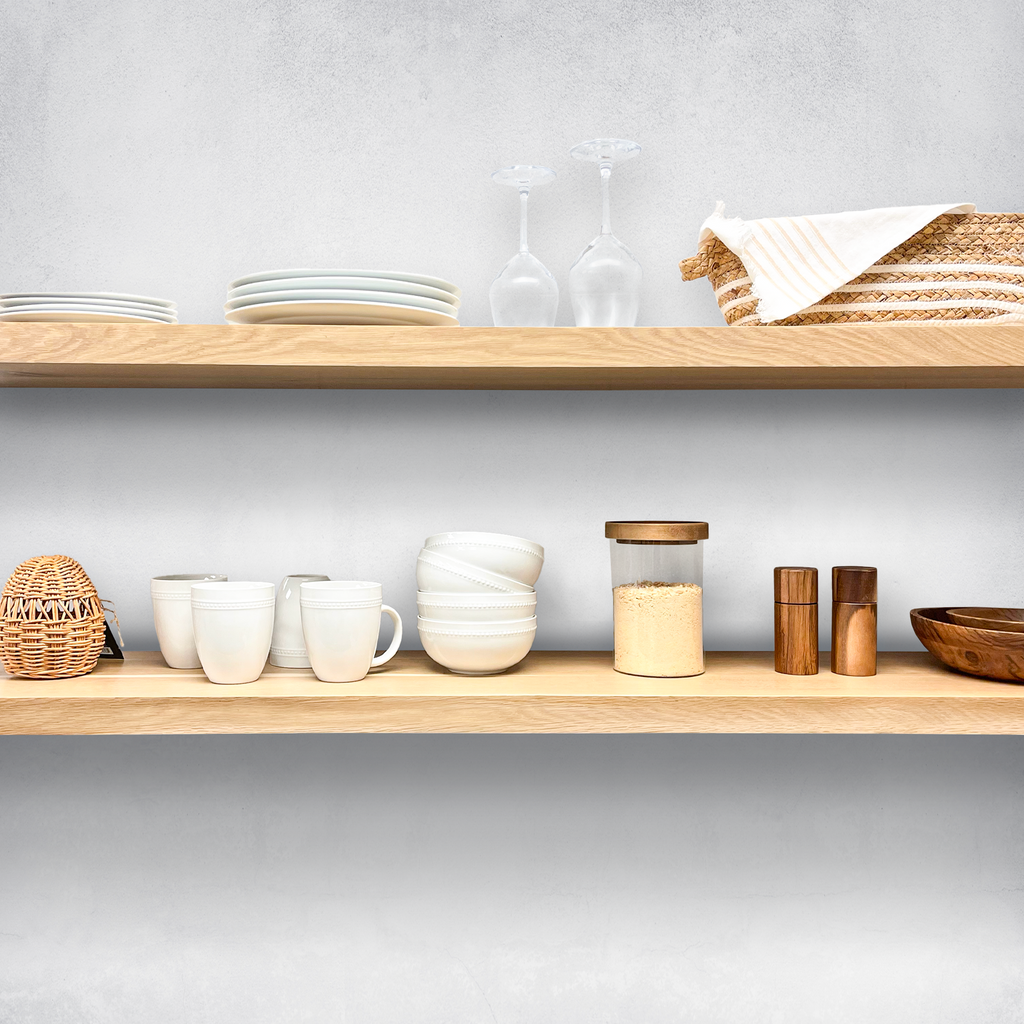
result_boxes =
[0,555,106,678]
[680,212,1024,325]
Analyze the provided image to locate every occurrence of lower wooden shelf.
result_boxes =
[1,650,1022,735]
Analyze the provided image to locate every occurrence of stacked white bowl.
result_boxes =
[416,532,543,675]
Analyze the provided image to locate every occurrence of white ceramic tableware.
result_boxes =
[229,276,460,304]
[0,308,177,323]
[224,300,459,327]
[229,268,461,298]
[256,315,424,326]
[0,296,176,313]
[300,581,403,683]
[270,574,330,667]
[423,532,544,586]
[416,548,536,594]
[416,590,537,622]
[417,615,537,630]
[418,618,537,675]
[191,581,275,684]
[225,289,459,316]
[0,291,176,309]
[151,573,227,669]
[0,301,178,317]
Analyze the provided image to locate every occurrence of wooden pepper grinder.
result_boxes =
[774,567,818,674]
[831,566,877,676]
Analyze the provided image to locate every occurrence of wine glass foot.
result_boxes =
[569,139,641,164]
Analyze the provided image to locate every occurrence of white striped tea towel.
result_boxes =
[698,201,977,323]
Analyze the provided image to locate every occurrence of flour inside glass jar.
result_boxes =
[612,580,704,677]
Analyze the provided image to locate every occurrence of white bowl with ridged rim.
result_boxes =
[418,615,536,632]
[416,549,535,594]
[418,619,537,675]
[423,532,544,586]
[416,590,537,623]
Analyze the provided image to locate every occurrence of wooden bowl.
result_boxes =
[910,608,1024,682]
[947,607,1024,633]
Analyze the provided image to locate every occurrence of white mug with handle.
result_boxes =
[300,581,403,682]
[270,573,330,668]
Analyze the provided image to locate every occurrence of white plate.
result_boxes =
[225,288,459,316]
[253,314,435,326]
[229,269,461,298]
[229,276,460,305]
[0,296,175,314]
[225,300,459,327]
[0,308,176,323]
[0,302,177,322]
[0,291,176,309]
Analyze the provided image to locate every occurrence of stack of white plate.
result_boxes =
[416,532,544,675]
[224,269,461,326]
[0,292,177,323]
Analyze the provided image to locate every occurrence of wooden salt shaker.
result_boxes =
[831,566,877,676]
[774,567,818,675]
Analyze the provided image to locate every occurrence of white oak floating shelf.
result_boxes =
[2,651,1023,735]
[1,322,1023,389]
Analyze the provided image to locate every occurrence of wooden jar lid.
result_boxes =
[775,567,817,604]
[605,521,709,542]
[832,566,877,603]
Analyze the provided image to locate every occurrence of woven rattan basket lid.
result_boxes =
[0,555,106,679]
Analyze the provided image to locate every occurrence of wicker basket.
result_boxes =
[0,555,106,678]
[680,211,1024,325]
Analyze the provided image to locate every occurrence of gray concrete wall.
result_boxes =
[2,0,1024,1020]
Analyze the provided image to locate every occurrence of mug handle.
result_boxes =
[370,605,403,668]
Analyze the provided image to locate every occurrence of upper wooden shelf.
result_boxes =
[2,650,1022,735]
[1,322,1022,389]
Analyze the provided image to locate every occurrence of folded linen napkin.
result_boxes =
[699,201,977,323]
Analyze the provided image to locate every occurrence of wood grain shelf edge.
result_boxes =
[2,651,1022,735]
[2,323,1023,389]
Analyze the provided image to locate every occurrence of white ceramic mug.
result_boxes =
[270,574,329,668]
[151,573,227,669]
[300,581,403,683]
[191,581,275,684]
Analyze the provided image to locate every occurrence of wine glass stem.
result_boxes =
[600,163,612,235]
[519,188,530,253]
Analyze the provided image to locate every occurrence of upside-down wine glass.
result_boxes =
[568,139,642,326]
[489,165,559,327]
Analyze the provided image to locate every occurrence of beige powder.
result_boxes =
[613,581,704,677]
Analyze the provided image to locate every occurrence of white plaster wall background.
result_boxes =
[0,387,1022,652]
[0,0,1022,325]
[3,0,1024,1021]
[2,735,1024,1024]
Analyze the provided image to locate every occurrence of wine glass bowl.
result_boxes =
[489,165,559,328]
[569,234,642,327]
[569,138,642,327]
[489,252,559,327]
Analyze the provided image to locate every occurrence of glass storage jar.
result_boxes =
[605,521,709,677]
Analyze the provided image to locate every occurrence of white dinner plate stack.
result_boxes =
[224,269,461,326]
[416,532,544,675]
[0,292,177,323]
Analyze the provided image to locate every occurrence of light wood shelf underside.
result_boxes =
[2,651,1022,735]
[1,322,1023,389]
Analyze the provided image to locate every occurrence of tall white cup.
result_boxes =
[300,581,403,683]
[270,574,329,668]
[191,581,275,684]
[151,573,227,669]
